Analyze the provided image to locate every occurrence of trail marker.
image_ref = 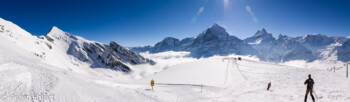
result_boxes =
[347,61,349,78]
[200,83,202,93]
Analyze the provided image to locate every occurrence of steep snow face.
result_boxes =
[244,29,316,62]
[244,28,275,44]
[277,36,316,62]
[0,18,52,58]
[298,34,334,46]
[244,29,277,61]
[45,27,154,72]
[0,18,153,72]
[297,34,350,59]
[131,24,259,58]
[152,37,181,53]
[333,36,349,44]
[196,23,230,40]
[109,41,154,65]
[322,40,350,61]
[188,25,258,58]
[297,34,333,57]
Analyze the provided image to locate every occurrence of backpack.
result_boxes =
[307,79,314,88]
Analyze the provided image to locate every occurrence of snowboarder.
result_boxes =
[304,74,315,102]
[267,82,271,90]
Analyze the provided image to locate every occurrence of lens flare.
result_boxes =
[224,0,229,12]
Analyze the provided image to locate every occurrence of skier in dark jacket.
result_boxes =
[304,74,315,102]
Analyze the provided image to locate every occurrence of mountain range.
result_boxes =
[0,18,154,72]
[132,24,350,62]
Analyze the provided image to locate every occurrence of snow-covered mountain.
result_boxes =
[244,28,275,44]
[0,18,154,72]
[132,24,349,62]
[152,37,181,53]
[243,29,316,62]
[276,34,316,62]
[132,24,259,58]
[321,39,350,61]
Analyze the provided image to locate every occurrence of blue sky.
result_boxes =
[1,0,349,47]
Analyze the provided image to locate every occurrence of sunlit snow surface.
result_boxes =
[1,44,349,102]
[0,18,349,102]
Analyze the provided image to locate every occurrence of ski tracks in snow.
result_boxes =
[0,58,57,102]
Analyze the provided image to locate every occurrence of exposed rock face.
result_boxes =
[0,17,154,73]
[46,27,154,72]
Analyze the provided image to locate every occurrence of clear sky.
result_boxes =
[1,0,349,47]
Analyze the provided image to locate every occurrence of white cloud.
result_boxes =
[128,51,198,79]
[128,51,260,79]
[245,5,259,23]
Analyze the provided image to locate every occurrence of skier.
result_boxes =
[304,74,315,102]
[151,79,155,90]
[267,82,271,90]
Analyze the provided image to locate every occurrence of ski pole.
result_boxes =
[313,90,319,99]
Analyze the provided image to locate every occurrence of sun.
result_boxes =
[224,0,229,8]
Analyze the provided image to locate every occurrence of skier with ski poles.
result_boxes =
[304,74,315,102]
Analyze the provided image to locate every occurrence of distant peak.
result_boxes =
[46,26,70,38]
[110,41,118,45]
[303,33,327,39]
[253,28,270,37]
[164,37,177,40]
[209,23,223,29]
[278,34,283,37]
[278,34,288,39]
[211,23,219,27]
[161,37,180,42]
[193,23,231,39]
[208,23,227,34]
[50,26,63,32]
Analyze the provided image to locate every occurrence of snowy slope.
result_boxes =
[1,17,349,102]
[0,35,159,102]
[1,30,350,101]
[0,18,153,72]
[132,54,350,102]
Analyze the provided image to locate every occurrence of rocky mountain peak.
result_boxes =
[253,28,271,37]
[201,23,229,39]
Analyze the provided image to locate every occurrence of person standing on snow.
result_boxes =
[267,82,271,90]
[304,74,315,102]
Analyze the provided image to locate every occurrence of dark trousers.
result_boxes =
[304,88,315,102]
